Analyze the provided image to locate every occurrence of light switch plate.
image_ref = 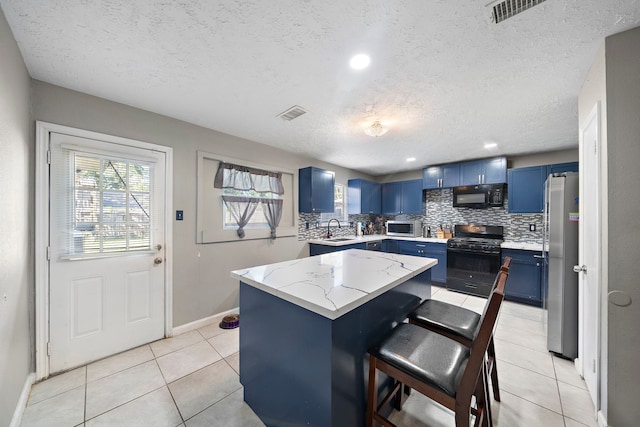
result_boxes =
[176,210,184,221]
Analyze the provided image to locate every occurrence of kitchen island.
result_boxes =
[231,249,436,427]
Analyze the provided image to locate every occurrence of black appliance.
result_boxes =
[365,240,382,251]
[453,184,504,208]
[446,224,503,297]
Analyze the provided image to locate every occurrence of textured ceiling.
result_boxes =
[2,0,640,175]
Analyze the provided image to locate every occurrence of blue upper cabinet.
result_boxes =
[382,179,423,215]
[298,167,335,213]
[460,157,507,185]
[508,166,548,213]
[382,181,402,214]
[426,157,506,189]
[422,164,460,189]
[549,162,579,174]
[507,161,578,214]
[347,179,381,214]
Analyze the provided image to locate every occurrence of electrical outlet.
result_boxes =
[305,222,309,230]
[176,210,184,221]
[2,293,7,303]
[529,223,536,232]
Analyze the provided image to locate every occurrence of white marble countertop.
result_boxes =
[307,235,448,247]
[231,249,437,320]
[501,241,544,251]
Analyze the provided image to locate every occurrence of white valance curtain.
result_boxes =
[214,162,284,195]
[215,162,285,239]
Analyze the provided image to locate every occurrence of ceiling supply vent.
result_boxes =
[488,0,547,24]
[277,105,307,121]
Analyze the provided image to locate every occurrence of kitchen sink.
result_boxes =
[328,238,355,242]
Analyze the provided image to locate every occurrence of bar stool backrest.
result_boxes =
[457,270,508,402]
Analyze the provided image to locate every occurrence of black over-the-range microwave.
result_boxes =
[452,183,504,208]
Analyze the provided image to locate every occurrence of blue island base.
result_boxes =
[239,269,431,427]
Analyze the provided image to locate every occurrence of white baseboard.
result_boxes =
[10,372,36,427]
[597,410,608,427]
[171,307,240,336]
[574,357,584,378]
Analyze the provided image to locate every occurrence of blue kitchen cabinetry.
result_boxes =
[507,166,548,214]
[382,239,398,254]
[549,162,579,174]
[347,179,381,214]
[381,179,423,215]
[397,240,447,284]
[422,164,460,189]
[460,157,507,185]
[502,249,544,306]
[298,167,335,213]
[508,161,578,213]
[309,242,366,256]
[423,157,506,189]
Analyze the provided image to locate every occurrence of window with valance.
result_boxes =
[214,162,284,239]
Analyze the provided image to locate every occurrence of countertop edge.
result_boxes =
[307,235,449,246]
[232,251,437,320]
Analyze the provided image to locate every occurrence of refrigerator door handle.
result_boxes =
[573,265,587,273]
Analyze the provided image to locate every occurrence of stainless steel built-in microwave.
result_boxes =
[453,184,504,209]
[386,220,423,237]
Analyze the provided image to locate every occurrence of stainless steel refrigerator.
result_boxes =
[544,172,579,359]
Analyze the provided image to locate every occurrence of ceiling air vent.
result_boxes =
[488,0,547,24]
[277,105,307,121]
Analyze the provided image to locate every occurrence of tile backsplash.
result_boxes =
[298,188,543,244]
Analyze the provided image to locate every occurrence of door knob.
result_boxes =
[156,244,163,251]
[573,265,587,273]
[154,257,163,265]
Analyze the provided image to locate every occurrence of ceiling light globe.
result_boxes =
[350,54,371,70]
[364,121,388,137]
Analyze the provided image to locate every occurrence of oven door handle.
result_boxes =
[447,248,501,256]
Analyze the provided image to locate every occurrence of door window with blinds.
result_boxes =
[70,153,153,254]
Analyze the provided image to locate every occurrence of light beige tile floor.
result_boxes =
[21,287,598,426]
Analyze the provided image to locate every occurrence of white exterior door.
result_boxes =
[48,132,166,373]
[578,104,600,408]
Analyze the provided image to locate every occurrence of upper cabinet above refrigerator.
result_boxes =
[508,162,579,214]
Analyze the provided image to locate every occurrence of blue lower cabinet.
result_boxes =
[397,241,446,284]
[309,242,366,256]
[502,249,543,306]
[383,239,398,254]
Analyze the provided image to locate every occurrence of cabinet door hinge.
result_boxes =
[46,246,51,261]
[47,150,51,165]
[47,342,52,356]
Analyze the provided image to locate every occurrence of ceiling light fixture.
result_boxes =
[406,157,416,162]
[484,142,498,149]
[350,54,370,70]
[363,121,388,137]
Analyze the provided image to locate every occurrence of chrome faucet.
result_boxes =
[326,218,341,239]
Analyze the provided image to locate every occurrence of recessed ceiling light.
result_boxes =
[350,54,370,70]
[406,157,417,162]
[484,142,498,149]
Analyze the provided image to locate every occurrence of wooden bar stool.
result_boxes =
[407,258,512,402]
[366,270,508,427]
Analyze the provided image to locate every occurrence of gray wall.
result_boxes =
[508,148,578,169]
[30,81,370,327]
[579,25,640,425]
[603,26,640,426]
[0,8,33,426]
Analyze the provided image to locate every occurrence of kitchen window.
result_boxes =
[222,188,279,229]
[319,183,348,223]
